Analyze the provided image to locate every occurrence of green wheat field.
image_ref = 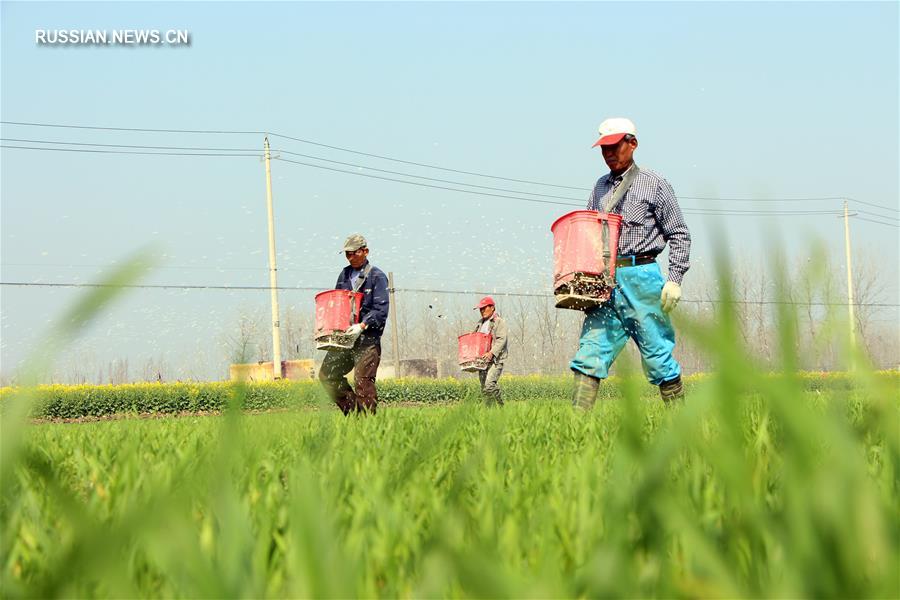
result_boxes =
[1,258,898,598]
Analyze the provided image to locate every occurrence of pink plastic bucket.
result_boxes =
[550,210,622,286]
[458,332,492,365]
[314,290,363,338]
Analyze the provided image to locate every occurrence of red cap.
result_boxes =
[591,132,627,148]
[474,296,495,309]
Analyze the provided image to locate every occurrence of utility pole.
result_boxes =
[388,272,401,378]
[843,200,856,350]
[264,137,283,378]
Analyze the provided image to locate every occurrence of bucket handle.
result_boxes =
[349,292,360,325]
[597,216,611,261]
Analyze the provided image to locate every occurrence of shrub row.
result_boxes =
[1,371,895,420]
[1,376,589,419]
[0,378,527,420]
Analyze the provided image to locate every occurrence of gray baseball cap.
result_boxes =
[341,233,368,253]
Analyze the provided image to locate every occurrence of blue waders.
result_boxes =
[570,262,683,406]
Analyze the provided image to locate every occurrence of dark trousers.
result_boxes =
[318,342,381,415]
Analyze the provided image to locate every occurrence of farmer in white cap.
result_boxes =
[472,296,508,406]
[570,118,691,408]
[318,233,390,415]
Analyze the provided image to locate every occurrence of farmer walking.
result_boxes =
[472,296,508,405]
[318,234,390,415]
[570,117,691,408]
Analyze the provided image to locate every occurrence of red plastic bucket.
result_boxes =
[550,210,622,286]
[458,332,492,371]
[314,290,363,338]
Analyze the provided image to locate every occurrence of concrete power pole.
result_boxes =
[388,272,401,378]
[843,200,856,350]
[264,137,283,378]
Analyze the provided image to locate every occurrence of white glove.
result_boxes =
[661,281,682,313]
[345,323,364,339]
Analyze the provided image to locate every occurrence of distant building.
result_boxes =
[229,359,315,382]
[376,358,441,379]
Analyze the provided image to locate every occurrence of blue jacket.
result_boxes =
[335,261,389,345]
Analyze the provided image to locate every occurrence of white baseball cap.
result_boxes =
[592,117,637,147]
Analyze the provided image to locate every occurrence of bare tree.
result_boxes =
[851,252,887,353]
[535,298,560,373]
[280,305,316,360]
[141,355,168,382]
[225,308,262,364]
[504,296,530,374]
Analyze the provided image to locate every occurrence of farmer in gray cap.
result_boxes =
[318,234,390,415]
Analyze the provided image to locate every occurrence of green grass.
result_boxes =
[2,376,898,598]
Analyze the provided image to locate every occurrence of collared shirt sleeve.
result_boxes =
[489,317,508,357]
[361,269,390,330]
[653,180,691,284]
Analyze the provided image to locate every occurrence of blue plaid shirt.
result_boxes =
[587,164,691,284]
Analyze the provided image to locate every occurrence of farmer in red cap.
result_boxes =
[571,117,691,408]
[472,296,508,405]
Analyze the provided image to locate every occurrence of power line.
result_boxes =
[1,144,893,222]
[854,216,900,228]
[397,286,900,307]
[0,262,335,273]
[1,137,587,202]
[2,280,898,308]
[0,120,585,190]
[684,209,844,216]
[267,132,588,191]
[274,155,582,207]
[680,195,898,214]
[9,137,892,213]
[0,281,323,291]
[5,119,897,213]
[274,155,859,216]
[856,209,900,222]
[0,144,258,158]
[274,149,900,215]
[683,299,898,307]
[854,201,900,216]
[1,137,261,153]
[0,142,882,218]
[0,120,265,136]
[275,148,586,201]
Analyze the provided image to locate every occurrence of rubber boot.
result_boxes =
[572,371,600,410]
[352,391,377,415]
[659,375,685,404]
[336,393,356,416]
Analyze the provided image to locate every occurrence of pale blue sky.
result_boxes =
[2,1,898,380]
